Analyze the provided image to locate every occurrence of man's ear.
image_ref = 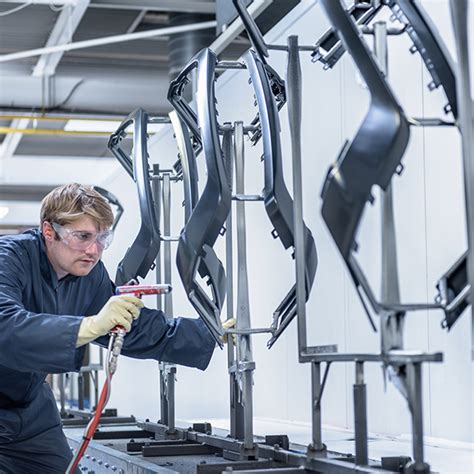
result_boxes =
[42,221,54,242]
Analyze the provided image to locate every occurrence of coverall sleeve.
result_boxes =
[88,268,216,370]
[0,245,85,374]
[119,310,216,370]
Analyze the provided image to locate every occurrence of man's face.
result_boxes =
[42,215,108,279]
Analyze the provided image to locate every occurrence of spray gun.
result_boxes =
[108,284,172,373]
[116,283,172,298]
[66,283,172,473]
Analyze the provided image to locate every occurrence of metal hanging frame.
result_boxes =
[92,186,124,231]
[448,0,474,357]
[170,109,226,333]
[315,0,467,332]
[230,0,318,348]
[243,49,318,348]
[433,0,474,334]
[168,48,232,345]
[384,0,471,332]
[108,108,161,286]
[387,0,458,119]
[169,111,199,223]
[314,3,443,470]
[318,0,437,329]
[312,0,383,69]
[232,0,287,146]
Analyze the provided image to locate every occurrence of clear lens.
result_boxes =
[52,223,113,250]
[96,230,113,249]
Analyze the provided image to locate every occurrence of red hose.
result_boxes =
[66,375,112,473]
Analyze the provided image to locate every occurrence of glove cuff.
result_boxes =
[76,316,100,347]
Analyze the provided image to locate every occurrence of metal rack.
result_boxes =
[63,2,472,472]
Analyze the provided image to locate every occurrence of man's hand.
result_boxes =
[76,295,144,347]
[221,318,237,345]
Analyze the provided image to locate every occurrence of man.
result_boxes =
[0,183,216,473]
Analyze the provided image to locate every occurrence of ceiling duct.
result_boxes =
[167,12,215,81]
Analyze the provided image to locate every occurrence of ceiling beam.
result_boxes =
[1,1,90,161]
[0,118,29,162]
[0,18,204,152]
[89,0,216,14]
[0,21,216,63]
[126,9,146,34]
[33,0,90,77]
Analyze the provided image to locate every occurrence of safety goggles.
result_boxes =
[51,222,114,251]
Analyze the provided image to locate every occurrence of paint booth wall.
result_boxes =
[99,0,473,445]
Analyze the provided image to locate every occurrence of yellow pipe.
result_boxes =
[0,114,124,122]
[0,127,132,136]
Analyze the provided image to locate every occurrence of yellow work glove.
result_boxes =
[221,317,237,344]
[76,295,144,347]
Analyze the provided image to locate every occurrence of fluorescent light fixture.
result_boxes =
[64,120,164,134]
[0,206,9,219]
[65,120,121,133]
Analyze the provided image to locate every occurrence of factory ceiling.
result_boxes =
[0,0,299,160]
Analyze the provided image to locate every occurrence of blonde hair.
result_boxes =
[40,183,114,230]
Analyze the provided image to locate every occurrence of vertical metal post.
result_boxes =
[287,34,325,459]
[354,362,368,465]
[373,20,428,470]
[77,372,84,410]
[310,362,324,454]
[162,173,173,317]
[81,345,91,411]
[166,366,176,434]
[373,22,388,78]
[152,166,163,312]
[242,368,254,451]
[449,0,474,360]
[162,172,176,435]
[59,373,66,416]
[93,369,99,409]
[287,35,308,355]
[373,22,406,403]
[374,21,401,309]
[151,167,168,426]
[97,346,103,408]
[223,126,245,440]
[406,362,429,472]
[231,372,245,440]
[159,371,169,427]
[234,121,256,455]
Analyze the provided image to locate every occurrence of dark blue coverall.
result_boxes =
[0,229,216,473]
